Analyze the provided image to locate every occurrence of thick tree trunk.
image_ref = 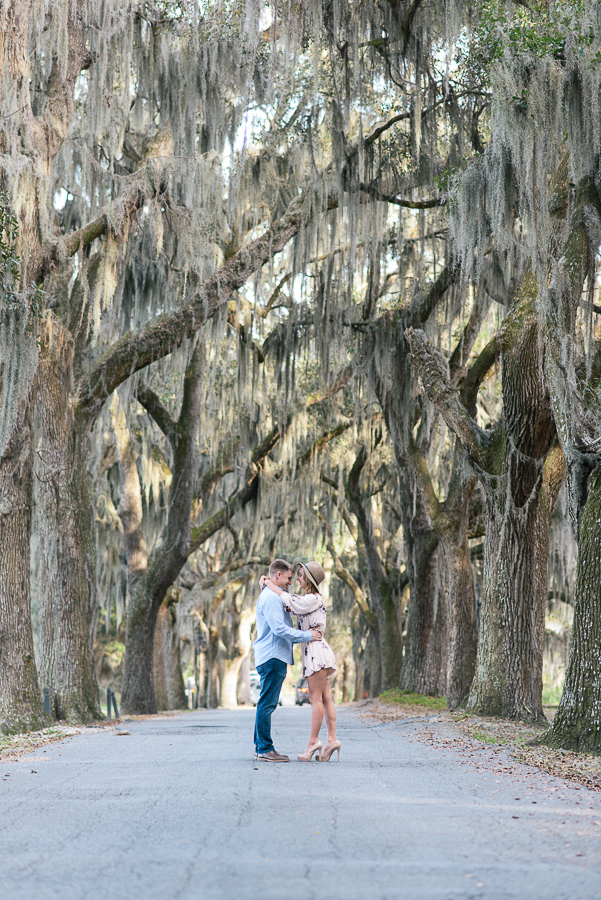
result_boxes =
[545,465,601,751]
[465,302,564,722]
[153,587,187,711]
[220,608,254,709]
[117,341,202,714]
[404,439,479,708]
[466,471,556,720]
[34,353,100,722]
[345,447,403,693]
[407,283,565,720]
[352,622,380,698]
[541,174,601,749]
[0,405,48,733]
[443,525,478,710]
[122,544,189,714]
[374,578,403,692]
[205,627,223,709]
[400,524,447,696]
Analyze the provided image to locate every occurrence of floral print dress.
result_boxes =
[283,592,337,678]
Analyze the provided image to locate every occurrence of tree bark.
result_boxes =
[443,506,478,709]
[399,516,447,696]
[346,446,403,692]
[0,395,48,733]
[542,175,601,750]
[0,2,96,729]
[119,340,203,714]
[361,269,464,698]
[153,587,187,711]
[407,286,565,721]
[467,445,565,720]
[545,465,601,751]
[34,348,101,722]
[219,607,255,709]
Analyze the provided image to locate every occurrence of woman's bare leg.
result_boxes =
[322,677,337,744]
[306,669,329,746]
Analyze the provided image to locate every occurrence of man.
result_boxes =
[253,558,322,761]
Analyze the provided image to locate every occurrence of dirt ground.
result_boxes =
[358,694,601,792]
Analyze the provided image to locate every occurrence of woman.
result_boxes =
[261,561,341,762]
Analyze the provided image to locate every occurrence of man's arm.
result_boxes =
[262,592,313,643]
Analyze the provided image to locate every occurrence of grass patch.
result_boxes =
[379,689,447,711]
[472,729,512,745]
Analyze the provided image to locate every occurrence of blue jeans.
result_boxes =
[254,658,287,753]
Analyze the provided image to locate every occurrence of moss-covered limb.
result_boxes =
[405,433,443,528]
[359,185,446,209]
[358,264,457,352]
[76,192,339,423]
[168,339,204,540]
[409,263,459,328]
[298,422,352,466]
[405,327,492,470]
[458,336,499,415]
[449,289,492,385]
[36,143,164,285]
[454,290,535,417]
[135,384,178,445]
[544,465,601,752]
[192,365,351,528]
[401,0,425,46]
[305,363,353,405]
[346,445,388,588]
[190,409,350,553]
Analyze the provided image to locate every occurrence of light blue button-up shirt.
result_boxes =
[253,587,312,667]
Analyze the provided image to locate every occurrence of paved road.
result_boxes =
[1,706,600,900]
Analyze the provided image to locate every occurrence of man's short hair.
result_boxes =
[269,558,293,579]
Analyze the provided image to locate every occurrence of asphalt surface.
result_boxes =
[1,706,600,900]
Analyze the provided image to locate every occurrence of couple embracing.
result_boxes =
[253,558,341,763]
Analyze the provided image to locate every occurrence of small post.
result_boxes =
[106,686,112,718]
[111,690,120,719]
[43,687,51,717]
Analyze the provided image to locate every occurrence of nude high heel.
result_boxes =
[297,740,322,761]
[319,740,341,761]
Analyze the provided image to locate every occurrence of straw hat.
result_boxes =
[298,560,325,591]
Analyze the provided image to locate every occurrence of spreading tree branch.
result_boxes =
[76,191,339,421]
[405,327,492,469]
[35,184,145,285]
[135,384,178,445]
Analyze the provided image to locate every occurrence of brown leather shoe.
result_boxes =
[255,750,290,762]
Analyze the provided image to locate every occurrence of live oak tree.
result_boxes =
[443,1,601,737]
[0,0,349,725]
[4,0,599,747]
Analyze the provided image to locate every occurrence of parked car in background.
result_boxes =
[295,677,310,705]
[250,670,283,706]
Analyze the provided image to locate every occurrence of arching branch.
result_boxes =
[76,191,339,422]
[405,327,492,470]
[135,385,178,446]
